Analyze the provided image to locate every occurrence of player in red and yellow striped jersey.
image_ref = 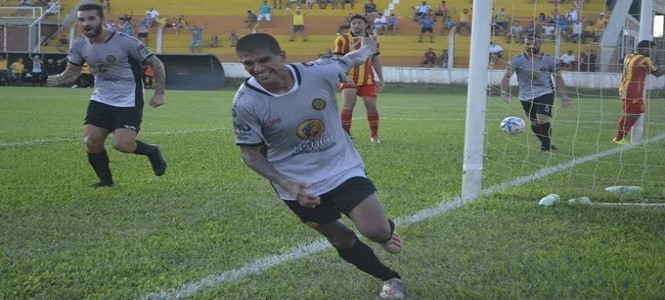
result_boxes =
[333,14,384,143]
[614,40,665,144]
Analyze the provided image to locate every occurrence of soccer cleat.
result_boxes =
[540,144,558,152]
[370,135,381,143]
[380,278,405,299]
[91,181,114,188]
[148,145,167,176]
[381,231,402,254]
[613,138,629,146]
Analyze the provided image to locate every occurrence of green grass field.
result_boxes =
[1,86,664,299]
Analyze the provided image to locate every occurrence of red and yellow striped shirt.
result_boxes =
[333,32,379,86]
[619,53,658,100]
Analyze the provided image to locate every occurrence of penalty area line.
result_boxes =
[140,132,665,300]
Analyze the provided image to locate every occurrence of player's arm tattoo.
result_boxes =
[54,63,82,85]
[146,55,166,94]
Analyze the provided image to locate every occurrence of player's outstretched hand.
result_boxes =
[150,94,165,108]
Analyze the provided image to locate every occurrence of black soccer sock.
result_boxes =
[540,122,552,149]
[531,124,545,143]
[133,140,158,156]
[87,149,113,184]
[336,238,401,281]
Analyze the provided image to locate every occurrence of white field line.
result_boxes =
[590,202,665,207]
[140,133,665,300]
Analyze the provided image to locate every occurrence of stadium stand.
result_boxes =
[32,0,610,68]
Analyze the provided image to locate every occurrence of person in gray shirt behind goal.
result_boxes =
[500,35,572,152]
[47,3,167,187]
[232,33,405,299]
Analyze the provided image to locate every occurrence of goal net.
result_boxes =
[475,1,665,204]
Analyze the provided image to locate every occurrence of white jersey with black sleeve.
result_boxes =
[68,31,153,108]
[232,58,366,200]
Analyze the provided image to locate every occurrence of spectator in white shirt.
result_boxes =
[412,1,432,21]
[373,13,387,35]
[569,21,583,43]
[541,21,556,42]
[560,50,576,70]
[488,41,503,67]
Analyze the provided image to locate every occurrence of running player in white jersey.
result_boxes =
[47,3,167,187]
[232,33,405,299]
[500,35,572,152]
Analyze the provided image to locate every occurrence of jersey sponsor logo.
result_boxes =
[233,122,251,132]
[106,55,116,63]
[311,98,326,111]
[293,119,336,155]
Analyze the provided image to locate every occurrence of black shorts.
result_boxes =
[84,100,143,132]
[283,176,376,227]
[138,32,148,38]
[292,25,305,32]
[520,93,554,119]
[421,27,433,33]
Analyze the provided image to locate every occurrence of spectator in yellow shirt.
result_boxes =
[0,53,10,85]
[10,58,25,85]
[286,7,310,42]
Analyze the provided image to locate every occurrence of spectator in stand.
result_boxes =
[587,49,597,71]
[185,23,207,53]
[555,14,568,37]
[44,57,61,77]
[0,53,10,86]
[507,20,523,43]
[364,0,377,14]
[323,47,333,58]
[440,15,456,36]
[454,7,471,34]
[541,21,556,42]
[273,0,283,9]
[105,19,118,31]
[341,0,355,9]
[118,13,131,24]
[593,13,608,44]
[560,49,576,70]
[569,20,583,43]
[488,41,503,68]
[305,0,316,10]
[373,13,387,35]
[206,35,220,47]
[245,10,258,31]
[421,47,437,67]
[55,34,69,52]
[583,20,595,44]
[412,1,432,22]
[137,17,150,45]
[73,62,94,88]
[257,0,273,29]
[494,7,510,36]
[145,7,159,25]
[578,51,588,71]
[566,6,580,24]
[435,1,448,21]
[417,13,435,43]
[229,30,239,47]
[45,1,61,15]
[29,54,45,87]
[385,13,398,35]
[10,58,25,85]
[438,48,448,68]
[171,14,186,34]
[99,0,110,15]
[286,7,309,42]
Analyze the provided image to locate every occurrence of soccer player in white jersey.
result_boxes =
[500,35,572,152]
[231,33,404,299]
[47,3,167,187]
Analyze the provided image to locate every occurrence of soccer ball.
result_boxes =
[500,116,526,135]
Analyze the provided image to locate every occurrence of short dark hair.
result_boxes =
[78,3,104,19]
[236,33,282,56]
[348,14,369,24]
[637,40,655,49]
